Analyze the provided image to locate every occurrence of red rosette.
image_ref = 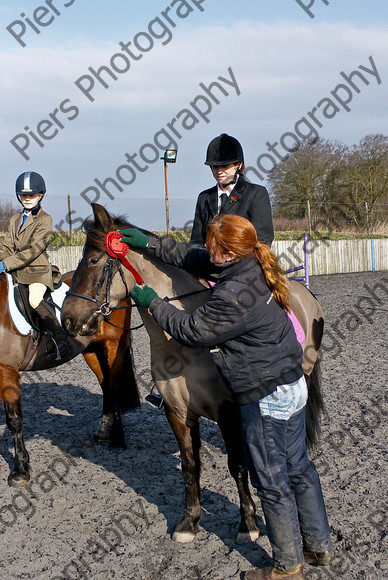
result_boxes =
[104,231,144,285]
[105,231,129,258]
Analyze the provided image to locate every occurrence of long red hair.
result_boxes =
[206,214,290,310]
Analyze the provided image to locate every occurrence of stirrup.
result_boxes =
[145,386,164,409]
[45,337,69,361]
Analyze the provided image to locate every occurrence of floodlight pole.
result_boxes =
[161,150,177,236]
[163,160,170,237]
[67,194,73,245]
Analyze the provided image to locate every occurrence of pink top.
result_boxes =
[287,310,306,345]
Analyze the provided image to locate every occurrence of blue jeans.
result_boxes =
[238,400,332,571]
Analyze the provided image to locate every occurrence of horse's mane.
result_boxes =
[83,213,156,252]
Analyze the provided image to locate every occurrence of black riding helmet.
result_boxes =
[204,133,244,166]
[15,171,46,205]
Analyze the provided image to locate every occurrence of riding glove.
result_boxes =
[130,284,158,308]
[119,227,150,249]
[0,261,6,273]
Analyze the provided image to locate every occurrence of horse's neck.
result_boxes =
[126,250,209,342]
[128,250,205,303]
[140,254,177,298]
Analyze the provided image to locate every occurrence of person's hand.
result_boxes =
[119,227,149,249]
[0,261,6,274]
[130,285,158,308]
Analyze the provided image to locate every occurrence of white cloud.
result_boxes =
[2,20,387,110]
[1,19,387,228]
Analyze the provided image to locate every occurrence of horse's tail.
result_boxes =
[116,340,140,412]
[305,356,325,451]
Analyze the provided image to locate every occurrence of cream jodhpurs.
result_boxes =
[28,283,47,309]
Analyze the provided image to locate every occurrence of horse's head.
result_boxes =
[62,203,140,337]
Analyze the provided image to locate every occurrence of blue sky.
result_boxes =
[1,0,387,230]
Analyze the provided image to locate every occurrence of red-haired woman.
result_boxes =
[120,215,333,579]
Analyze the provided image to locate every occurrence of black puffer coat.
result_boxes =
[147,238,303,404]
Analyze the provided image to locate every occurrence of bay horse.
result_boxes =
[0,269,139,487]
[61,203,324,544]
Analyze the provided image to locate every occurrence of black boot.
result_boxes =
[35,300,70,360]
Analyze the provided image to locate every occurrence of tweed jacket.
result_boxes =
[0,205,54,290]
[189,176,274,247]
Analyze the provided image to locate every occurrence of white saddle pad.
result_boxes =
[6,273,69,336]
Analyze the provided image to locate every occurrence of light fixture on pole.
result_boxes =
[161,149,177,236]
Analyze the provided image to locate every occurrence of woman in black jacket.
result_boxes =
[121,215,333,579]
[189,134,274,248]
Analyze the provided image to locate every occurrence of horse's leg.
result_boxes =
[82,344,117,442]
[83,341,126,449]
[217,401,259,544]
[164,408,202,543]
[82,308,139,448]
[0,365,30,486]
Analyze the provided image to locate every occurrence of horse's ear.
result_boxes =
[92,203,113,232]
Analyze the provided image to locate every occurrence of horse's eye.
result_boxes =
[89,257,100,265]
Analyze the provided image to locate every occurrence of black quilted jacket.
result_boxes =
[147,238,303,404]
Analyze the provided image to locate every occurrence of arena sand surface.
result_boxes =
[0,271,386,579]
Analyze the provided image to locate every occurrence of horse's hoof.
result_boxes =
[108,438,127,451]
[94,430,111,442]
[8,470,30,487]
[236,529,260,544]
[172,530,197,543]
[94,414,114,442]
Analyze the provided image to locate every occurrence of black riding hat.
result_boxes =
[204,133,244,166]
[16,171,46,196]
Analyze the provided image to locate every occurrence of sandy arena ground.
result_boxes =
[0,271,387,579]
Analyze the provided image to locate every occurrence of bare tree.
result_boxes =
[268,138,345,224]
[0,199,18,233]
[268,135,388,231]
[343,134,388,227]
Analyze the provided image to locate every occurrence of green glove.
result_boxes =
[119,227,150,249]
[130,284,158,308]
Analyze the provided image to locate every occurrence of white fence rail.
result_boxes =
[48,239,388,276]
[48,246,83,273]
[274,238,387,275]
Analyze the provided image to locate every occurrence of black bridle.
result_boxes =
[66,256,143,332]
[66,233,212,332]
